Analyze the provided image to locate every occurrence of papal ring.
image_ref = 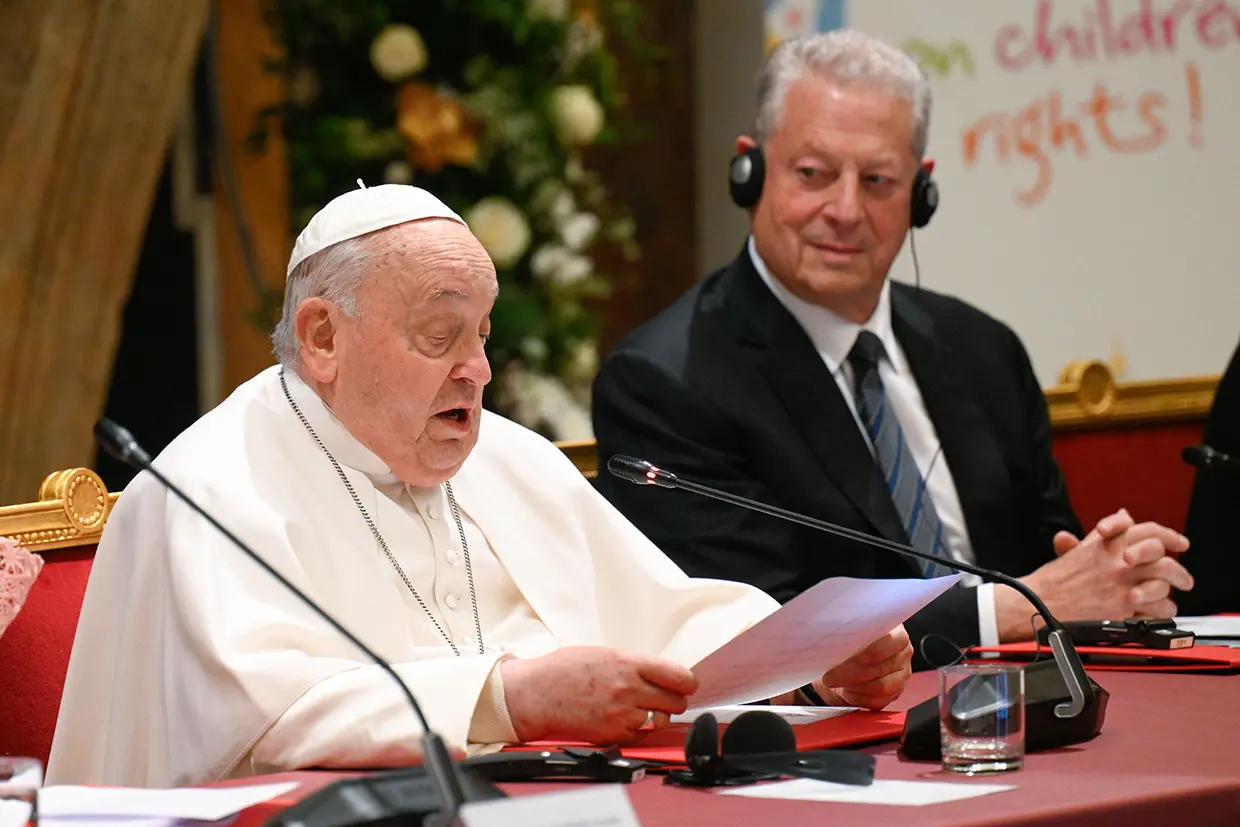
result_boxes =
[640,710,655,730]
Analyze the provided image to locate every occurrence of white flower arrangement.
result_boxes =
[280,1,651,439]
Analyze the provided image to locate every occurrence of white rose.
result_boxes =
[549,189,576,221]
[531,374,594,440]
[547,396,594,441]
[465,197,532,269]
[527,0,570,20]
[565,339,599,383]
[552,252,593,287]
[370,24,428,82]
[383,160,414,184]
[520,337,549,365]
[548,85,604,146]
[557,211,600,251]
[531,243,573,280]
[563,19,604,69]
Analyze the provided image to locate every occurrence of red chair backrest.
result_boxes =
[0,546,96,764]
[1053,423,1203,534]
[0,468,113,765]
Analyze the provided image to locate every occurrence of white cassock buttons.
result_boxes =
[446,548,461,564]
[445,593,460,609]
[425,502,438,520]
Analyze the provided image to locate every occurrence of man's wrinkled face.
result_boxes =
[746,76,923,322]
[300,219,498,486]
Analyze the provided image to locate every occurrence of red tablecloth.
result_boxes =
[232,668,1240,827]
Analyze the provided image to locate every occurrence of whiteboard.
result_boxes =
[769,0,1240,385]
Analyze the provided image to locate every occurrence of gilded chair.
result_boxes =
[0,469,115,764]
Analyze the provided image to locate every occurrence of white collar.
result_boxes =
[747,236,899,376]
[279,367,405,488]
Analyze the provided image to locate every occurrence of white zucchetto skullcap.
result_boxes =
[286,180,466,276]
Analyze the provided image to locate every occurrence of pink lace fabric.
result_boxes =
[0,536,43,640]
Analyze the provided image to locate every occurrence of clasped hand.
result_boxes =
[1046,509,1192,616]
[500,627,914,745]
[1003,508,1193,639]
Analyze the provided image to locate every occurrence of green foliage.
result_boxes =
[261,0,651,438]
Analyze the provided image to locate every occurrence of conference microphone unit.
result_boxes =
[94,419,502,827]
[1182,444,1240,473]
[606,455,1109,760]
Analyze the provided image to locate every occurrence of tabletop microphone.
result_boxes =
[95,418,496,827]
[1181,444,1240,472]
[606,455,1108,753]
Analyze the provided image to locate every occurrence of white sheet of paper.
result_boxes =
[460,786,640,827]
[37,782,300,821]
[717,777,1016,805]
[688,575,961,709]
[1174,616,1240,638]
[672,705,857,725]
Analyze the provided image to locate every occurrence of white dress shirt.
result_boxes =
[748,238,999,647]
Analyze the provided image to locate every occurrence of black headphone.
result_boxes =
[728,144,940,229]
[666,710,877,788]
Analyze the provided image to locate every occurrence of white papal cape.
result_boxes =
[47,367,779,788]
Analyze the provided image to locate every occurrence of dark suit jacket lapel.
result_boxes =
[726,251,915,560]
[891,286,1013,568]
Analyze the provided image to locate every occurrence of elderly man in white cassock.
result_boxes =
[48,184,914,788]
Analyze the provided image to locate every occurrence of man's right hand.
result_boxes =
[500,646,699,744]
[996,509,1193,641]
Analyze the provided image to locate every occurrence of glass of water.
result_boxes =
[938,663,1025,774]
[0,757,42,827]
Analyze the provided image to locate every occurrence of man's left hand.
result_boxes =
[811,625,913,710]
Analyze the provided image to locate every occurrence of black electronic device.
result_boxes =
[463,747,651,783]
[263,768,504,827]
[1036,618,1195,651]
[666,710,876,788]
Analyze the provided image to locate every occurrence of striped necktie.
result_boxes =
[847,331,953,578]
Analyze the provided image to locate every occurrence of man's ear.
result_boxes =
[921,157,936,175]
[735,134,758,156]
[295,297,340,383]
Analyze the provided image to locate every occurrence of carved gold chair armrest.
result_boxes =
[0,468,117,552]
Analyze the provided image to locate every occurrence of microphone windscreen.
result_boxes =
[605,455,652,484]
[720,710,796,756]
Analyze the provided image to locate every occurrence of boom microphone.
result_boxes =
[95,418,498,827]
[605,455,1098,722]
[1182,444,1240,472]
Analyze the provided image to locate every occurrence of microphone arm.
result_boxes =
[607,455,1094,719]
[95,419,466,824]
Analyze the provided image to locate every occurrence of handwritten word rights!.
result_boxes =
[962,62,1203,207]
[995,0,1240,70]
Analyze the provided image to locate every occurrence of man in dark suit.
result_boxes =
[592,29,1194,666]
[1180,340,1240,615]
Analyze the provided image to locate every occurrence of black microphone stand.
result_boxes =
[606,455,1095,720]
[95,419,484,827]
